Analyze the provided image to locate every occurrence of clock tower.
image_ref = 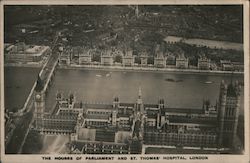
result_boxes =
[34,74,45,131]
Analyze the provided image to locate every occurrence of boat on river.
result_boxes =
[204,81,213,84]
[165,78,183,82]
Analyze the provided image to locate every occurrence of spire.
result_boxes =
[138,86,142,99]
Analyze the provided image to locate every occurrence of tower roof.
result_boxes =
[35,74,44,92]
[138,86,142,98]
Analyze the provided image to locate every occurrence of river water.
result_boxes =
[4,67,244,115]
[4,67,40,112]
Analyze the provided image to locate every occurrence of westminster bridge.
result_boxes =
[5,32,60,154]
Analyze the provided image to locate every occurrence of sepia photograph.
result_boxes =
[1,0,249,163]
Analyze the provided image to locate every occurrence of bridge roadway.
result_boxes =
[15,31,60,115]
[16,52,59,153]
[16,51,59,115]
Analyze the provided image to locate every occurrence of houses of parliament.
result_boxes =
[34,75,242,154]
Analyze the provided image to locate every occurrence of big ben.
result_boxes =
[34,74,45,131]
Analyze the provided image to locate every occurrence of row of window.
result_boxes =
[225,107,236,117]
[144,132,216,140]
[87,111,111,115]
[86,121,108,126]
[72,142,128,149]
[80,149,128,154]
[144,139,217,146]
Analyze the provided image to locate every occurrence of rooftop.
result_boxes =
[117,113,131,118]
[168,117,217,126]
[164,36,183,43]
[78,128,96,141]
[144,104,159,108]
[44,113,78,120]
[166,108,204,114]
[95,129,116,142]
[119,103,135,107]
[83,103,113,110]
[85,114,110,120]
[8,43,50,56]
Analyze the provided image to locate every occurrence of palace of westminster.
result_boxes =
[34,75,242,154]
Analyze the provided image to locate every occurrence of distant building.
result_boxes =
[220,60,233,71]
[101,50,113,66]
[72,46,82,59]
[220,60,244,72]
[4,42,51,63]
[139,51,148,66]
[154,44,166,68]
[154,54,166,68]
[232,62,244,72]
[166,52,176,65]
[111,48,123,64]
[176,52,188,69]
[59,47,72,65]
[164,36,183,44]
[198,54,211,70]
[222,64,234,71]
[79,48,92,65]
[122,49,134,67]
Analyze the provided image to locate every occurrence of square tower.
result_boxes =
[34,75,45,131]
[218,80,241,148]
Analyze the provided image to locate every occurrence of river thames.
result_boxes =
[4,67,244,115]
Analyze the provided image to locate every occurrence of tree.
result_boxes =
[114,55,122,63]
[147,56,154,65]
[92,53,101,62]
[134,56,141,64]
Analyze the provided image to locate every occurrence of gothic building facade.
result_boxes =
[33,77,241,154]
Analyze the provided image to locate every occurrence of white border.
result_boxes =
[0,0,249,163]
